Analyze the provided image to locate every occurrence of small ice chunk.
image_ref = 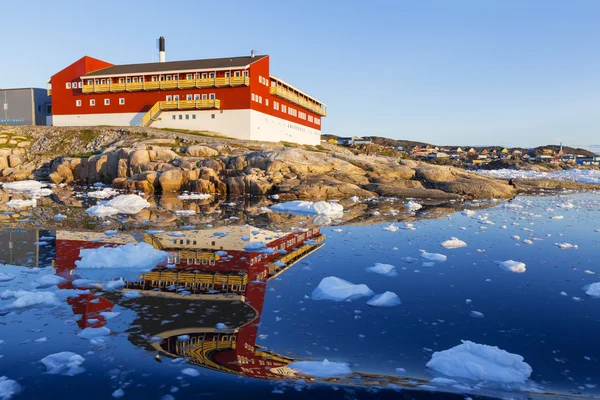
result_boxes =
[174,210,196,216]
[462,210,476,217]
[426,340,532,383]
[470,311,484,318]
[7,199,37,209]
[366,263,397,277]
[0,273,15,282]
[40,352,85,376]
[105,279,125,291]
[122,291,142,299]
[497,260,526,273]
[2,181,45,191]
[420,251,447,262]
[181,368,199,377]
[78,327,110,340]
[441,238,467,249]
[178,193,211,200]
[382,224,398,232]
[0,376,21,399]
[76,243,168,269]
[311,276,374,302]
[288,359,351,378]
[367,291,401,307]
[271,201,343,216]
[86,205,120,217]
[349,196,359,203]
[88,188,119,199]
[216,323,228,330]
[35,274,65,288]
[0,290,59,309]
[105,194,151,214]
[554,243,578,249]
[112,389,125,398]
[405,201,422,211]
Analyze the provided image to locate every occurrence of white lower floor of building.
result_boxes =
[52,109,321,145]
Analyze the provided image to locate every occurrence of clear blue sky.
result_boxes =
[2,0,599,147]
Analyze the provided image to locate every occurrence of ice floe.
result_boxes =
[6,199,36,209]
[497,260,526,273]
[0,273,15,282]
[181,368,200,377]
[367,291,401,307]
[420,251,447,262]
[106,194,151,214]
[2,180,45,191]
[178,193,211,200]
[405,201,423,211]
[88,188,119,199]
[0,290,59,309]
[554,243,578,249]
[40,352,86,376]
[35,274,65,288]
[271,201,343,216]
[76,243,168,269]
[585,283,600,298]
[0,376,21,400]
[382,224,399,232]
[477,168,600,185]
[78,327,110,340]
[112,389,125,398]
[366,263,397,277]
[426,340,532,384]
[86,205,121,217]
[441,238,467,249]
[288,359,352,378]
[311,277,374,301]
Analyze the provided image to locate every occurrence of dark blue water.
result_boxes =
[1,192,599,399]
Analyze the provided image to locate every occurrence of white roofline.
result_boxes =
[81,65,250,80]
[269,75,326,107]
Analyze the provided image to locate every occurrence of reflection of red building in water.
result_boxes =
[51,226,325,380]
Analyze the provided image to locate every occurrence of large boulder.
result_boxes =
[186,145,218,158]
[158,169,184,192]
[8,155,22,168]
[129,150,151,174]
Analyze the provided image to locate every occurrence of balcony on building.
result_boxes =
[269,76,327,117]
[81,70,250,94]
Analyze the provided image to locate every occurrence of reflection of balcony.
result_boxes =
[270,86,327,116]
[140,100,220,127]
[81,77,250,94]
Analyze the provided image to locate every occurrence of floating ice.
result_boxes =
[105,279,125,291]
[112,389,125,398]
[441,238,467,249]
[382,224,398,232]
[470,311,484,318]
[498,260,526,273]
[551,216,564,220]
[462,210,476,217]
[477,169,600,185]
[181,368,200,377]
[78,327,110,340]
[420,251,447,262]
[40,352,85,376]
[0,290,59,309]
[0,273,15,282]
[88,188,118,199]
[105,194,151,214]
[555,243,578,249]
[86,205,121,217]
[35,274,65,288]
[585,283,600,298]
[271,201,343,216]
[174,210,196,216]
[366,263,397,277]
[6,199,36,209]
[288,359,352,378]
[54,214,67,220]
[76,243,168,269]
[367,291,401,307]
[405,201,423,211]
[122,291,142,299]
[349,196,359,203]
[2,181,45,191]
[178,193,211,200]
[215,323,228,330]
[426,340,532,384]
[311,277,374,302]
[0,376,21,400]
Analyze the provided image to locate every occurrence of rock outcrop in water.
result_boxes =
[0,126,520,199]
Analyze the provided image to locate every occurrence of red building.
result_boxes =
[48,38,326,145]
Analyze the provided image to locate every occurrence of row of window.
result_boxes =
[251,93,264,104]
[166,93,215,101]
[258,75,269,86]
[171,113,216,120]
[69,70,250,88]
[76,98,125,107]
[270,100,319,125]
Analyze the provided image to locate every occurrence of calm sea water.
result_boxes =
[1,190,599,400]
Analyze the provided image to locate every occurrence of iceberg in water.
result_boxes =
[367,291,401,307]
[366,263,397,277]
[75,243,168,269]
[40,352,86,376]
[0,376,21,399]
[497,260,526,273]
[86,194,151,216]
[420,251,447,262]
[271,201,343,216]
[585,282,600,298]
[426,340,532,384]
[288,359,352,378]
[311,277,374,301]
[404,201,423,211]
[441,238,467,249]
[0,290,60,309]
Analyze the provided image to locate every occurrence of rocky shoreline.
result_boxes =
[0,126,597,200]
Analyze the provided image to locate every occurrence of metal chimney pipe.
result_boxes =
[159,37,166,63]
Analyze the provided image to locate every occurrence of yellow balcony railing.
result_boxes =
[81,77,249,94]
[270,86,327,116]
[47,89,52,96]
[140,101,161,127]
